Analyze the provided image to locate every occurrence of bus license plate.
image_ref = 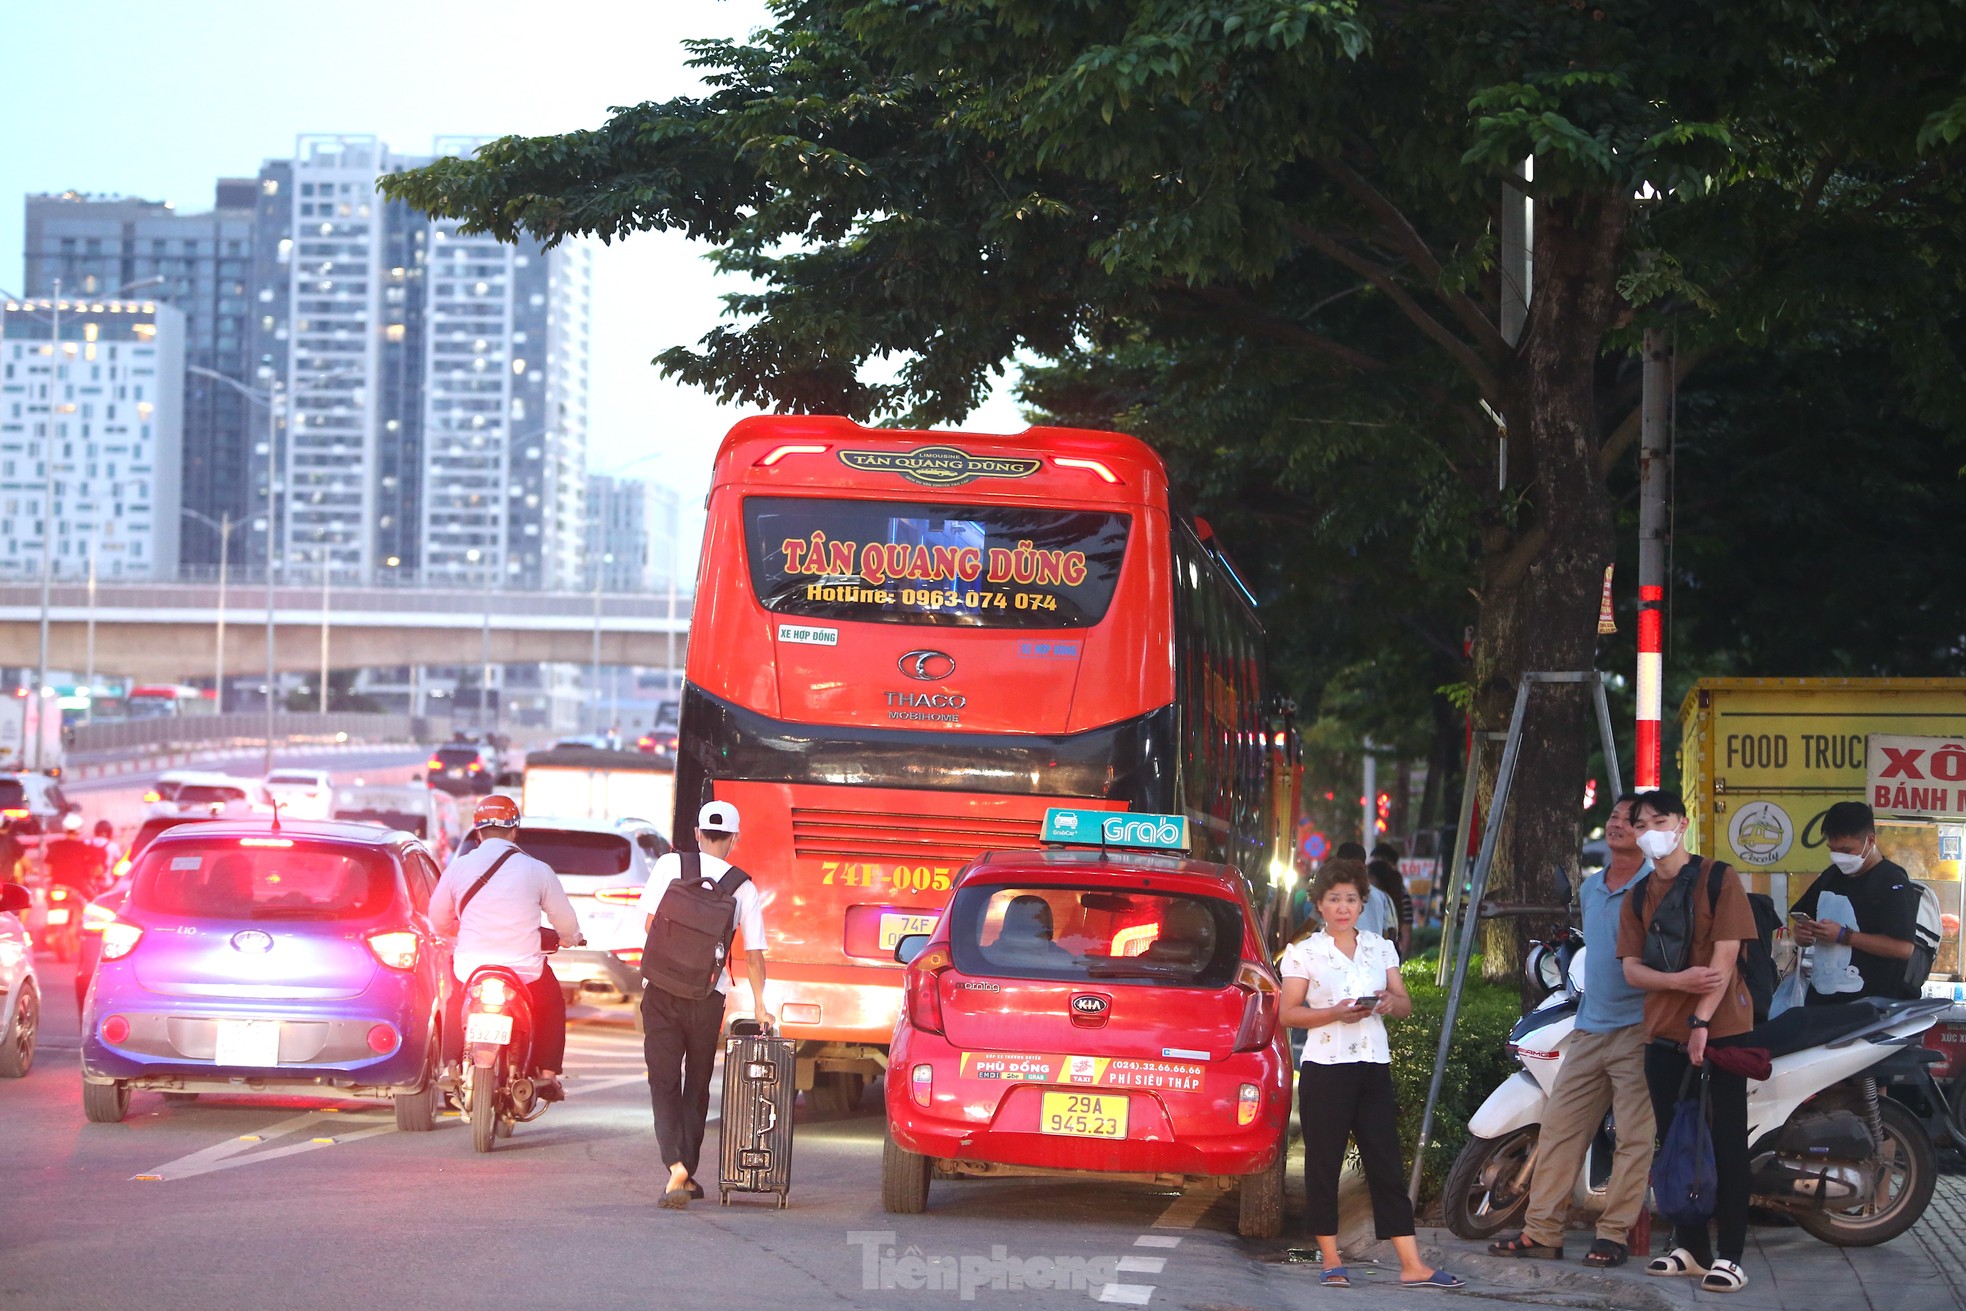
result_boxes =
[213,1020,281,1068]
[1040,1092,1128,1139]
[465,1013,513,1045]
[878,912,939,951]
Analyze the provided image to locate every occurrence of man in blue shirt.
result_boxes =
[1489,793,1656,1268]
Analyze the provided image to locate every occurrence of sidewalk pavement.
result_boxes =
[1307,1164,1966,1309]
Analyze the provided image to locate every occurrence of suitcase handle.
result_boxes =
[729,1017,774,1038]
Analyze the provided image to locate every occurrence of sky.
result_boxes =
[0,0,1025,516]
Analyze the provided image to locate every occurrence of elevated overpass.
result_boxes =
[0,581,692,681]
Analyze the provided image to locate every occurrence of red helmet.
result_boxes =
[473,795,521,829]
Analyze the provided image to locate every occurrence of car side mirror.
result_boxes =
[894,933,931,965]
[0,884,28,916]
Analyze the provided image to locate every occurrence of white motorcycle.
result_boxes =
[1444,934,1948,1248]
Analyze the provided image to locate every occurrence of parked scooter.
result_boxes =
[1445,942,1949,1248]
[458,936,583,1153]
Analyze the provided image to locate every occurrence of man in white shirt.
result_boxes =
[430,795,583,1099]
[638,800,769,1208]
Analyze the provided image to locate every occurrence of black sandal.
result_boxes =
[1583,1239,1627,1268]
[1487,1233,1563,1259]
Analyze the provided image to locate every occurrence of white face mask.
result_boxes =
[1636,828,1681,861]
[1828,842,1871,875]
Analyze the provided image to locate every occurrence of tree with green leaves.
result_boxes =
[385,1,1966,976]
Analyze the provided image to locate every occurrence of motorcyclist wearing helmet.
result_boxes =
[89,818,122,871]
[46,812,109,897]
[429,795,584,1100]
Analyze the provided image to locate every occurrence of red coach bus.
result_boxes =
[677,415,1292,1108]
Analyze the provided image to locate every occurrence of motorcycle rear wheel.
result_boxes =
[470,1059,502,1153]
[1792,1098,1936,1246]
[1441,1126,1540,1240]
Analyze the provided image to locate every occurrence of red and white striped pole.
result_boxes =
[1636,329,1670,789]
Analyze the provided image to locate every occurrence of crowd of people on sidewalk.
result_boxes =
[1277,790,1928,1296]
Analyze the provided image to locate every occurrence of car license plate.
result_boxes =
[465,1013,513,1045]
[448,768,464,779]
[46,907,70,925]
[1039,1091,1128,1139]
[878,912,939,950]
[213,1019,281,1067]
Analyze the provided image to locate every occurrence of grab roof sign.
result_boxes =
[1041,807,1190,852]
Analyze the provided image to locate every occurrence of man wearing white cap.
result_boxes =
[637,799,769,1208]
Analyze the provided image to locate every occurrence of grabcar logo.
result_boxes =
[898,649,956,681]
[838,445,1043,489]
[1102,815,1184,847]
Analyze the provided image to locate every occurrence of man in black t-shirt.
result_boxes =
[1790,802,1920,1004]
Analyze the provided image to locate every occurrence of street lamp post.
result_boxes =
[181,509,236,710]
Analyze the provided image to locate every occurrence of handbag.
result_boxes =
[1649,1066,1718,1226]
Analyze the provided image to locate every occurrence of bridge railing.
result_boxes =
[0,581,695,620]
[68,711,443,759]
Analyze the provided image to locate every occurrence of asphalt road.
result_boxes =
[1,959,1315,1311]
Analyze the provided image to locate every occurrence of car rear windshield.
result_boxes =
[515,828,632,877]
[177,784,249,805]
[948,885,1243,987]
[267,773,321,787]
[131,840,398,920]
[0,779,24,809]
[744,496,1130,629]
[334,809,429,837]
[131,817,200,857]
[433,747,482,765]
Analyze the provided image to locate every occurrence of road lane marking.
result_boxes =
[1094,1285,1154,1305]
[1151,1189,1217,1229]
[134,1109,396,1182]
[1132,1236,1181,1248]
[1115,1256,1165,1275]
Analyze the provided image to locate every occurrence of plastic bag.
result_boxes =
[1769,964,1807,1019]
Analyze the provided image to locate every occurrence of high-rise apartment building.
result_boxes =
[0,298,184,579]
[24,187,256,568]
[585,473,683,593]
[247,136,589,588]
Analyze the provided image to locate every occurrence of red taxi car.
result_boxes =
[882,811,1291,1236]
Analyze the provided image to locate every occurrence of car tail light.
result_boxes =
[366,930,419,970]
[593,887,643,906]
[1237,1082,1261,1126]
[911,1063,933,1107]
[471,976,510,1012]
[904,945,951,1035]
[366,1024,399,1054]
[755,443,827,467]
[100,919,144,961]
[112,856,132,878]
[101,1014,131,1044]
[467,762,483,773]
[1,807,27,821]
[82,900,118,934]
[141,791,162,804]
[426,757,444,771]
[1233,961,1280,1053]
[612,947,643,966]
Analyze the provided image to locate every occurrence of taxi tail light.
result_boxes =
[1233,961,1280,1053]
[1237,1082,1262,1126]
[905,946,951,1035]
[366,930,420,970]
[100,919,144,961]
[911,1063,933,1108]
[593,887,644,906]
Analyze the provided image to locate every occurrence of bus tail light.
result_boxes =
[1055,456,1120,484]
[904,946,951,1035]
[366,930,420,970]
[911,1063,933,1107]
[100,919,144,961]
[755,443,827,467]
[1232,961,1279,1052]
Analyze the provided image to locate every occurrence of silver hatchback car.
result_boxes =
[509,820,653,1006]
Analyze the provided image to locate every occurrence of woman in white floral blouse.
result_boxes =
[1279,858,1462,1290]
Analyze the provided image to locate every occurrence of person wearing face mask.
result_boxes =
[1616,789,1757,1295]
[1787,801,1919,1003]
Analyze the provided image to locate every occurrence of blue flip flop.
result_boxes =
[1319,1266,1351,1288]
[1401,1270,1465,1289]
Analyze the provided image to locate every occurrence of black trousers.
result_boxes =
[442,962,566,1075]
[641,986,727,1177]
[1299,1060,1416,1239]
[1644,1041,1750,1265]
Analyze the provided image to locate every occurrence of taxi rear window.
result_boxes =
[743,496,1130,629]
[948,885,1242,987]
[131,841,398,920]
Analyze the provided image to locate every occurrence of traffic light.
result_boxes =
[1375,790,1391,834]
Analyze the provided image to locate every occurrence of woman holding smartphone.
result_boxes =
[1279,858,1463,1289]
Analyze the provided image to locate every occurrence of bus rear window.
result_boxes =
[743,497,1129,629]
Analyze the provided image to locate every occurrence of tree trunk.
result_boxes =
[1470,191,1628,1002]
